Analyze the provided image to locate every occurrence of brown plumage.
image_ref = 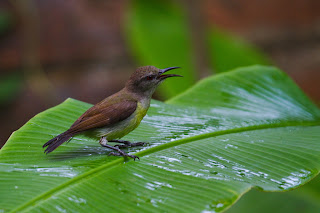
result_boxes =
[43,93,137,154]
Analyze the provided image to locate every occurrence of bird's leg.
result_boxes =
[99,137,139,160]
[109,139,146,148]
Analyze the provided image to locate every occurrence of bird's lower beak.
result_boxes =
[158,67,183,80]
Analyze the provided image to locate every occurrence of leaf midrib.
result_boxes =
[11,120,320,212]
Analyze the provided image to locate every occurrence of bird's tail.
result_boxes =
[43,131,73,154]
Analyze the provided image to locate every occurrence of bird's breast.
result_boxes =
[94,99,150,140]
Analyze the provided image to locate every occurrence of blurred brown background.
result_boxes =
[0,0,319,147]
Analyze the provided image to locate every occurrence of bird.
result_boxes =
[43,66,182,160]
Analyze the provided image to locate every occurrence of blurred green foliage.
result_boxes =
[126,0,195,99]
[0,10,13,35]
[126,0,270,99]
[0,74,22,106]
[208,29,270,73]
[0,10,21,106]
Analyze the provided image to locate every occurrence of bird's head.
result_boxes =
[126,66,182,96]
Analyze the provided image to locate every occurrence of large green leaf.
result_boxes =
[1,66,320,212]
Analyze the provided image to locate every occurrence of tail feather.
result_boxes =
[43,131,73,154]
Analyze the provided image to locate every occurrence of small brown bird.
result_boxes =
[43,66,181,160]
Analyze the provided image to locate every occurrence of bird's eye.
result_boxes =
[146,75,154,80]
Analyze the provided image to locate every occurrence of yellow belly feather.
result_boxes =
[94,102,149,140]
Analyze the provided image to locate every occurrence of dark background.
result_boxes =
[0,0,319,147]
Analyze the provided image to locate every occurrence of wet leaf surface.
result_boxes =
[1,66,320,212]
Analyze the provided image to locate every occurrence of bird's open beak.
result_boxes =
[158,67,183,80]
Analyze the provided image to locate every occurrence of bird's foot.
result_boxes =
[110,140,147,148]
[100,137,140,160]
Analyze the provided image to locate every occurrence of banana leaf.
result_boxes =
[1,65,320,212]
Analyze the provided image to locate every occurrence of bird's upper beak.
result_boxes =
[157,67,183,80]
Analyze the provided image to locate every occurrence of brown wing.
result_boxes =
[68,99,137,134]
